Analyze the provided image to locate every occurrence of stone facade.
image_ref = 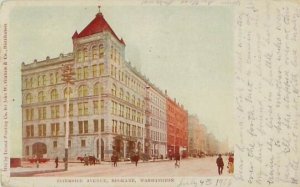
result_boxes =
[21,10,184,162]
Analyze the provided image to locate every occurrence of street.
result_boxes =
[33,156,232,177]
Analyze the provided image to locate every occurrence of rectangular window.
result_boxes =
[93,101,99,114]
[53,141,57,148]
[26,125,34,137]
[51,123,59,136]
[83,66,89,79]
[92,65,97,77]
[68,140,71,147]
[79,121,88,134]
[38,124,46,137]
[99,64,104,75]
[101,119,104,132]
[64,121,73,135]
[77,68,83,80]
[94,119,98,132]
[26,108,34,121]
[78,102,88,116]
[64,104,73,117]
[81,140,86,147]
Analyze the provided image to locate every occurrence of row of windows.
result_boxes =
[150,93,166,110]
[76,64,105,80]
[24,72,60,89]
[25,101,104,120]
[112,120,143,137]
[111,101,144,124]
[151,130,167,142]
[77,43,121,64]
[150,105,166,119]
[25,120,104,137]
[25,83,103,104]
[111,84,144,109]
[25,119,144,138]
[111,67,146,94]
[150,117,166,130]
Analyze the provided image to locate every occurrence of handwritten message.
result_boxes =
[234,1,300,186]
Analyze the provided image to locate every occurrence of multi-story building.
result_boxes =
[166,93,188,157]
[188,115,207,156]
[144,83,167,158]
[206,133,219,155]
[22,10,149,161]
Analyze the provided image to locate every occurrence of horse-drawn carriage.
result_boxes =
[77,156,99,165]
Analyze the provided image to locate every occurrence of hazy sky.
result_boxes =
[7,2,233,156]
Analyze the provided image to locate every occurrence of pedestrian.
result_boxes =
[134,153,139,167]
[36,159,39,168]
[114,155,118,167]
[174,152,180,168]
[84,154,89,166]
[55,157,59,168]
[228,154,234,174]
[216,154,224,175]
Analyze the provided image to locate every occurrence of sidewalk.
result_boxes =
[10,158,172,177]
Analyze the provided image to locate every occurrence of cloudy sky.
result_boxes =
[6,1,234,156]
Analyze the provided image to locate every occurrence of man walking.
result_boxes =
[174,152,180,168]
[55,157,59,168]
[216,154,224,175]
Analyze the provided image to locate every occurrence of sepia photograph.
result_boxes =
[0,1,252,187]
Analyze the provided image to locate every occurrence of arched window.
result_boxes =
[38,91,45,102]
[50,89,58,100]
[119,88,124,99]
[83,48,88,61]
[26,93,33,104]
[93,82,103,96]
[111,84,117,96]
[64,87,73,99]
[99,44,104,59]
[78,85,88,97]
[92,46,97,60]
[78,50,83,62]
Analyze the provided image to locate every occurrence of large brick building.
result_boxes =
[166,93,188,157]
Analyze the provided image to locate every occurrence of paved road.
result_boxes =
[34,156,232,177]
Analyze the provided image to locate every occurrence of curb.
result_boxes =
[11,169,65,177]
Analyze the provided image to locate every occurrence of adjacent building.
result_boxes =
[166,94,188,157]
[145,83,167,158]
[188,115,207,156]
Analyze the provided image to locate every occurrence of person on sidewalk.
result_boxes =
[228,154,234,174]
[174,152,180,168]
[216,154,224,175]
[55,157,58,168]
[84,154,89,166]
[134,153,139,167]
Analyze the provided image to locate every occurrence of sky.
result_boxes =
[6,1,234,156]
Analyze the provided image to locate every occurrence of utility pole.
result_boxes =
[61,64,75,171]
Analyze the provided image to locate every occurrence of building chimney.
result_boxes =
[165,90,168,95]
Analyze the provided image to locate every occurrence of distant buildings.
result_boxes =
[21,10,187,161]
[188,115,207,156]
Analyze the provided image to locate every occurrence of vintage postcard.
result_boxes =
[0,0,299,187]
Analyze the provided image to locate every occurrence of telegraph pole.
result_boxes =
[61,64,75,171]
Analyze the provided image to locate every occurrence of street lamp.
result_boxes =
[98,82,102,163]
[61,64,75,171]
